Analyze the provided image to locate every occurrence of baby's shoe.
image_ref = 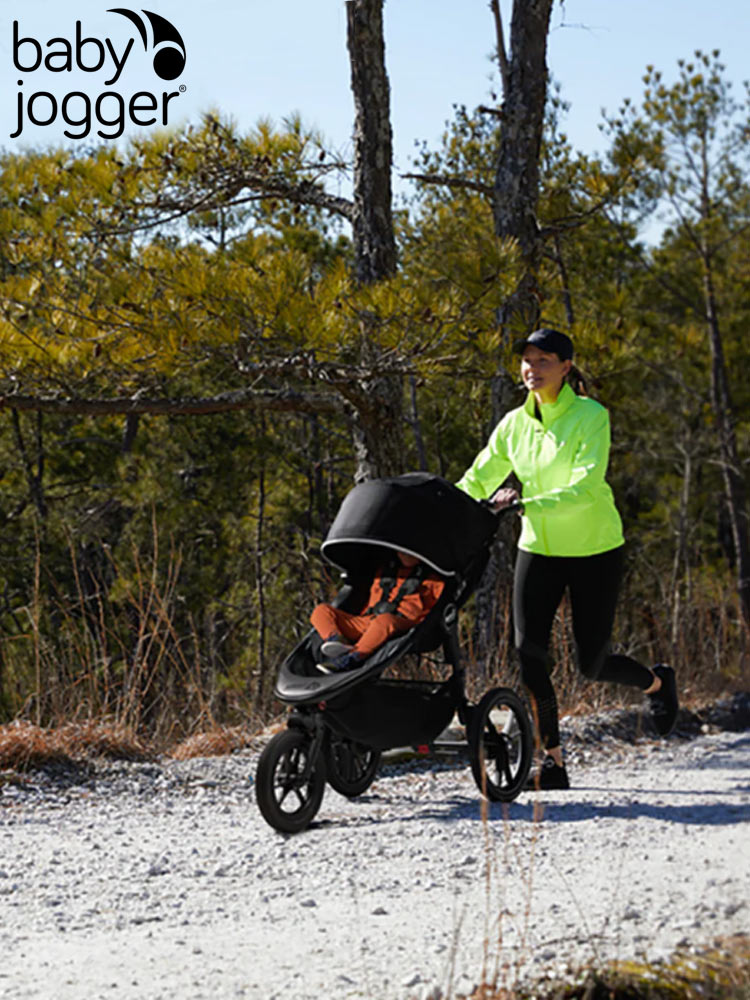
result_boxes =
[317,651,364,674]
[321,636,355,659]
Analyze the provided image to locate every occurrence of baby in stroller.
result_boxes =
[311,550,445,673]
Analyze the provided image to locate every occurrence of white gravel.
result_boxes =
[1,708,749,1000]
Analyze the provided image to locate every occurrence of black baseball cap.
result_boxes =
[513,328,574,361]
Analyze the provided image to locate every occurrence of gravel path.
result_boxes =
[1,699,749,1000]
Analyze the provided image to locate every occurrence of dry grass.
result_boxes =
[466,934,750,999]
[2,519,748,744]
[0,719,151,771]
[0,520,257,745]
[0,718,270,772]
[169,725,259,760]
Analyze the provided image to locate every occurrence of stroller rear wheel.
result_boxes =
[256,728,325,833]
[324,734,381,798]
[469,687,533,802]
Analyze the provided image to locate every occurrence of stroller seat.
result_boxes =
[275,473,498,708]
[274,572,457,704]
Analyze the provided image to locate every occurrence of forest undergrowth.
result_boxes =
[467,932,750,1000]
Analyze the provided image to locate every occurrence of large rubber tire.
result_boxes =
[255,729,325,833]
[468,687,533,802]
[324,735,381,798]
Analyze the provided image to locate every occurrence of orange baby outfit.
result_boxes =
[310,562,444,658]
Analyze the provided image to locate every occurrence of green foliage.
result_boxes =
[1,58,749,732]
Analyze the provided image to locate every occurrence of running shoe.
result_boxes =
[525,755,570,791]
[648,663,678,736]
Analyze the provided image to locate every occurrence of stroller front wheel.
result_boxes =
[256,728,325,833]
[468,687,533,802]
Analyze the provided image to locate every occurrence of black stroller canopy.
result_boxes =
[320,473,499,577]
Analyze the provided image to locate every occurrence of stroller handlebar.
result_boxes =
[479,498,523,516]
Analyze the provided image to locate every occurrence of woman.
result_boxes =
[457,328,678,790]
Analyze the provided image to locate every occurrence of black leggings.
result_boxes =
[513,546,653,750]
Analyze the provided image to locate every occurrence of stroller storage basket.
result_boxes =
[323,676,460,751]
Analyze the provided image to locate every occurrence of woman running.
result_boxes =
[457,328,678,789]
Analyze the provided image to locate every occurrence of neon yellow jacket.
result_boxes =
[457,383,624,556]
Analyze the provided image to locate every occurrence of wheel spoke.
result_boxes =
[501,745,514,786]
[325,737,380,798]
[276,783,293,806]
[469,688,532,802]
[256,729,325,832]
[484,728,512,787]
[276,749,312,810]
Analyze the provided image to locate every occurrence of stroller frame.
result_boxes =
[255,475,534,834]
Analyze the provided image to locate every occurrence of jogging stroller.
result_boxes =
[255,473,533,833]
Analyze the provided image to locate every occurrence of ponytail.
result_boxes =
[566,364,588,396]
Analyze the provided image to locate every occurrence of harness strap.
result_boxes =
[366,562,425,616]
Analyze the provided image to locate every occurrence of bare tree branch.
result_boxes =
[109,175,354,239]
[400,172,494,197]
[538,194,622,237]
[601,208,706,317]
[0,388,346,419]
[489,0,511,100]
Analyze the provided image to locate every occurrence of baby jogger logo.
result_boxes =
[108,9,186,80]
[10,9,187,140]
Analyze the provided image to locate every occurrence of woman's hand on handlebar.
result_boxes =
[489,487,521,512]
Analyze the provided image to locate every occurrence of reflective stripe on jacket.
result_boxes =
[457,383,624,556]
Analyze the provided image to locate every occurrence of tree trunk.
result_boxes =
[552,230,575,328]
[407,375,428,472]
[473,369,522,676]
[346,0,397,286]
[345,0,404,481]
[474,0,554,670]
[0,639,5,715]
[702,256,750,631]
[670,442,692,658]
[307,414,327,538]
[492,0,554,333]
[10,409,47,522]
[122,413,139,453]
[252,433,269,714]
[348,366,406,483]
